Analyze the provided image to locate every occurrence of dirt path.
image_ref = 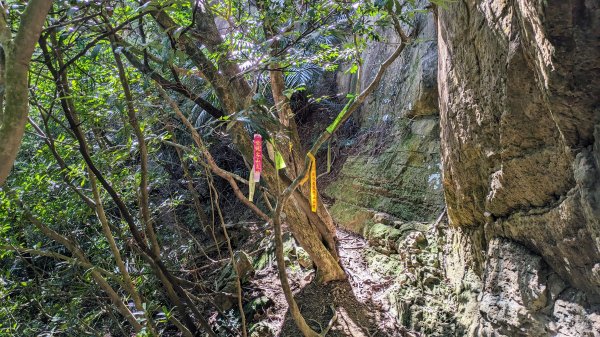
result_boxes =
[251,229,421,337]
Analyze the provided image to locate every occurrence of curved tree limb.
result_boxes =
[115,36,225,119]
[0,0,53,185]
[270,22,410,337]
[38,33,217,337]
[109,31,161,258]
[157,85,270,222]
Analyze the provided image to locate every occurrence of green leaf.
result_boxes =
[347,63,358,74]
[90,44,102,60]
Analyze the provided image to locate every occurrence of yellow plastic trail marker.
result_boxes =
[308,153,317,212]
[267,140,287,170]
[309,154,317,213]
[300,153,318,212]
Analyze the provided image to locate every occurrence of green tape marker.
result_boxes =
[326,97,355,134]
[248,164,256,202]
[327,140,331,173]
[275,151,286,170]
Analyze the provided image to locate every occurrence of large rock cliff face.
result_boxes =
[325,9,445,232]
[438,0,600,334]
[326,0,600,334]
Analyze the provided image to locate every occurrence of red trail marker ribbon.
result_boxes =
[253,134,262,182]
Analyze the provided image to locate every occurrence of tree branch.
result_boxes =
[115,39,224,118]
[109,30,161,258]
[157,85,270,222]
[56,12,148,75]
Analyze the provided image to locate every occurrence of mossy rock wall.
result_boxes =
[325,8,444,231]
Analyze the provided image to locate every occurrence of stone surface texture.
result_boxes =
[474,238,600,336]
[325,6,445,231]
[327,0,600,334]
[437,0,600,335]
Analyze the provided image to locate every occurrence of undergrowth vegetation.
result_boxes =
[0,0,446,336]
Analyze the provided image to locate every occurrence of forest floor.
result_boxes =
[236,221,457,337]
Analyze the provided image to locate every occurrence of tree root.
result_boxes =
[320,305,338,336]
[308,305,337,336]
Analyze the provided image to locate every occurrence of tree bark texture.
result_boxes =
[0,0,52,185]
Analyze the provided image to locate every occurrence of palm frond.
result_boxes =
[284,64,323,89]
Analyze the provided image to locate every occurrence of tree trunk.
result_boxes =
[0,0,52,185]
[269,66,343,281]
[151,8,346,282]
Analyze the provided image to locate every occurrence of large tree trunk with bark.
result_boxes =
[269,67,344,281]
[150,7,346,282]
[0,0,52,185]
